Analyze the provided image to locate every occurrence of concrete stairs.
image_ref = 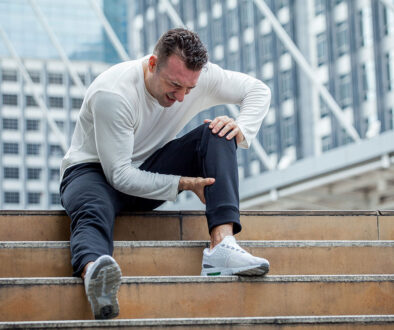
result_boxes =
[0,210,393,329]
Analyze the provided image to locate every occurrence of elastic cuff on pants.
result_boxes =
[73,253,101,278]
[207,207,242,235]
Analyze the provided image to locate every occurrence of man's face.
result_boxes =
[148,54,201,107]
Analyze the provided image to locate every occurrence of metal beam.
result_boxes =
[0,25,68,152]
[28,0,86,92]
[89,0,130,62]
[159,0,275,171]
[253,0,361,143]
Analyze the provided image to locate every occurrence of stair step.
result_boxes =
[1,210,392,241]
[1,315,393,329]
[1,275,393,321]
[1,241,393,277]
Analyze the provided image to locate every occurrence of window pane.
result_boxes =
[4,167,19,179]
[28,192,41,204]
[26,95,38,107]
[26,143,41,156]
[2,69,17,82]
[49,96,64,108]
[2,118,18,130]
[26,119,40,131]
[5,192,19,203]
[51,193,61,205]
[48,73,63,85]
[27,168,41,180]
[3,142,19,154]
[72,97,83,109]
[2,94,18,106]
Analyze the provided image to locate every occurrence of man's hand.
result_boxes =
[204,116,244,145]
[178,176,215,204]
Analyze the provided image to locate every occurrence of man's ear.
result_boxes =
[148,55,158,72]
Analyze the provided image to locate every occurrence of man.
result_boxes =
[60,28,271,320]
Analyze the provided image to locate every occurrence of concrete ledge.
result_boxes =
[1,274,393,286]
[2,240,393,248]
[0,315,393,328]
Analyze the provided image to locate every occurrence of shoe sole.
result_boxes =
[201,263,270,276]
[86,256,122,320]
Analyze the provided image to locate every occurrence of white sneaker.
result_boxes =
[201,236,270,276]
[84,255,122,319]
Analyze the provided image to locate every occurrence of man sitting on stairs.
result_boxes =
[59,28,271,320]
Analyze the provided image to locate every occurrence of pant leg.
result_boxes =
[124,123,241,234]
[60,163,123,277]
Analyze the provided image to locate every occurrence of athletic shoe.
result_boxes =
[84,255,122,319]
[201,236,270,276]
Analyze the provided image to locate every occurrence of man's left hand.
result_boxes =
[204,116,244,145]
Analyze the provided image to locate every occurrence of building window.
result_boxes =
[280,70,292,101]
[72,97,83,109]
[227,9,238,36]
[4,167,19,179]
[383,6,394,36]
[26,95,38,107]
[51,193,61,205]
[3,142,19,154]
[260,34,273,63]
[361,62,376,101]
[55,120,65,132]
[28,192,41,205]
[4,191,19,204]
[2,69,17,82]
[322,135,332,151]
[387,52,394,92]
[358,8,373,47]
[2,118,18,130]
[29,71,41,83]
[71,73,86,86]
[278,24,291,55]
[49,97,64,108]
[336,22,349,57]
[315,0,325,16]
[339,74,352,108]
[262,124,277,153]
[26,119,40,131]
[283,116,295,147]
[48,73,63,85]
[2,94,18,106]
[49,168,60,181]
[320,96,329,118]
[316,32,328,66]
[26,143,41,156]
[27,168,41,180]
[49,144,63,157]
[240,0,253,27]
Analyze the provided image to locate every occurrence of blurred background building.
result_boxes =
[0,0,393,210]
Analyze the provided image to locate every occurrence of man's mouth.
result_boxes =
[166,94,176,103]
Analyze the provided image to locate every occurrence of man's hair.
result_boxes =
[153,28,208,71]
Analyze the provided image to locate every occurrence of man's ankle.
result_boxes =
[210,223,234,249]
[81,261,94,280]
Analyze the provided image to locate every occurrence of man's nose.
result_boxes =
[174,90,186,102]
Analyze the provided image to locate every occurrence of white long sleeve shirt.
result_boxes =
[60,57,271,201]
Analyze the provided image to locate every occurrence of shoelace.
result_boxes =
[219,242,246,254]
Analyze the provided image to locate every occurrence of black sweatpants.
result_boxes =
[60,123,241,277]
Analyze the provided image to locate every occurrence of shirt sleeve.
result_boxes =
[90,90,180,201]
[201,62,271,149]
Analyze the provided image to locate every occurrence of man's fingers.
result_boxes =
[219,122,237,137]
[203,178,215,186]
[225,127,239,140]
[204,119,212,123]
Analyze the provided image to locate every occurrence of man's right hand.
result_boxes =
[178,176,215,204]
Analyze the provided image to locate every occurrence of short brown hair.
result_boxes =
[153,28,208,71]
